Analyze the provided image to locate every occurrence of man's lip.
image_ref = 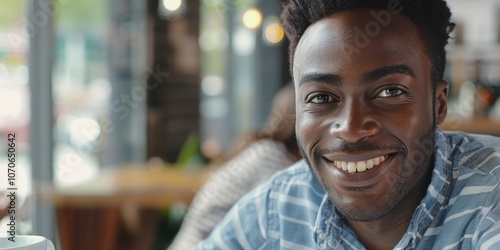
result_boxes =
[322,153,398,188]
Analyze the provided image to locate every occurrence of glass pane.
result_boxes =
[0,0,32,235]
[52,0,109,187]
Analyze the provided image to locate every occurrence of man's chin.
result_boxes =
[333,201,392,222]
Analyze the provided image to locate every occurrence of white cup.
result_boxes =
[0,235,55,250]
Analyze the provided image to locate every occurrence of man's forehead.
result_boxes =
[293,9,422,78]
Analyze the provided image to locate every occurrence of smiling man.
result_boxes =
[194,0,500,249]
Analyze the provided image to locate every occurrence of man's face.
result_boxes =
[294,10,447,221]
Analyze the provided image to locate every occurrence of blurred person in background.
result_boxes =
[168,84,300,250]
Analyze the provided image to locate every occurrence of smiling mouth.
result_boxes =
[333,155,389,173]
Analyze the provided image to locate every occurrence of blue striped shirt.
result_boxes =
[195,130,500,249]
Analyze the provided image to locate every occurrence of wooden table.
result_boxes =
[37,164,210,250]
[39,165,208,208]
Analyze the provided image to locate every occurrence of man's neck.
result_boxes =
[346,169,432,250]
[346,202,416,250]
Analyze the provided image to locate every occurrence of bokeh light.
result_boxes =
[162,0,182,11]
[202,75,226,96]
[264,22,285,44]
[0,89,22,116]
[201,138,223,160]
[70,118,101,143]
[242,8,263,30]
[233,27,255,56]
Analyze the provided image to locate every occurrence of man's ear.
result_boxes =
[435,80,448,125]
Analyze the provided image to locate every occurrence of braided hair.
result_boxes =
[281,0,455,86]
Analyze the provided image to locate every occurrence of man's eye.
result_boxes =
[378,88,404,98]
[310,95,333,104]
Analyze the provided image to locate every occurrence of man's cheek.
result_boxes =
[296,118,316,143]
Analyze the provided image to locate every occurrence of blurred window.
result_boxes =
[0,0,31,235]
[52,0,109,187]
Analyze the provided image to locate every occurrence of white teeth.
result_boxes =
[341,161,348,171]
[356,161,367,172]
[366,160,374,169]
[347,162,356,173]
[333,155,388,173]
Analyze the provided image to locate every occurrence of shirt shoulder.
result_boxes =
[443,132,500,180]
[442,132,499,204]
[434,132,500,249]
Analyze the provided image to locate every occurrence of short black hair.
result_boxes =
[281,0,455,85]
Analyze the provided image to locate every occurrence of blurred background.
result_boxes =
[0,0,500,249]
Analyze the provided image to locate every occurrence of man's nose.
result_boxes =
[329,100,381,143]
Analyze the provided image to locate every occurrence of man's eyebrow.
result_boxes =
[298,73,341,86]
[362,64,415,83]
[298,65,414,86]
